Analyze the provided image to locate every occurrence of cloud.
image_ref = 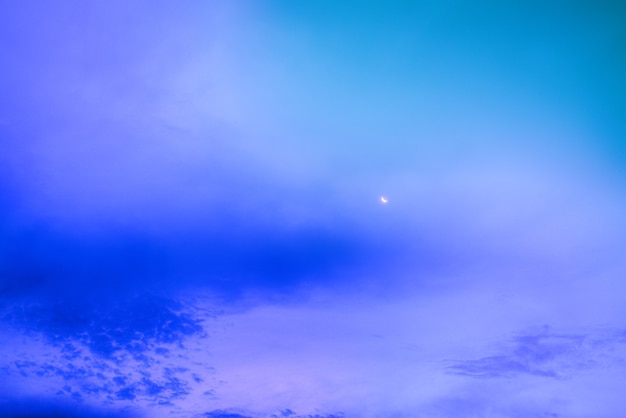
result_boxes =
[200,411,253,418]
[447,327,626,380]
[3,295,204,358]
[0,294,215,413]
[0,396,140,418]
[1,1,626,417]
[197,409,345,418]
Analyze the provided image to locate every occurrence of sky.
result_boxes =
[1,1,626,417]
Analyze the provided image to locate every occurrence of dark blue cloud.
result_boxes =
[3,295,203,359]
[0,217,382,302]
[0,397,140,418]
[199,410,345,418]
[1,295,207,411]
[200,411,252,418]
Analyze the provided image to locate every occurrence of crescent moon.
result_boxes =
[380,196,388,204]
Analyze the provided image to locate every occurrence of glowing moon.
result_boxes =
[380,196,388,204]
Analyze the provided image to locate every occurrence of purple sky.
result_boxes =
[1,1,626,417]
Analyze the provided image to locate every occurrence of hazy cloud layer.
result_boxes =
[1,0,626,417]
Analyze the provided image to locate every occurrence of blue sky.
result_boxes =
[1,1,626,417]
